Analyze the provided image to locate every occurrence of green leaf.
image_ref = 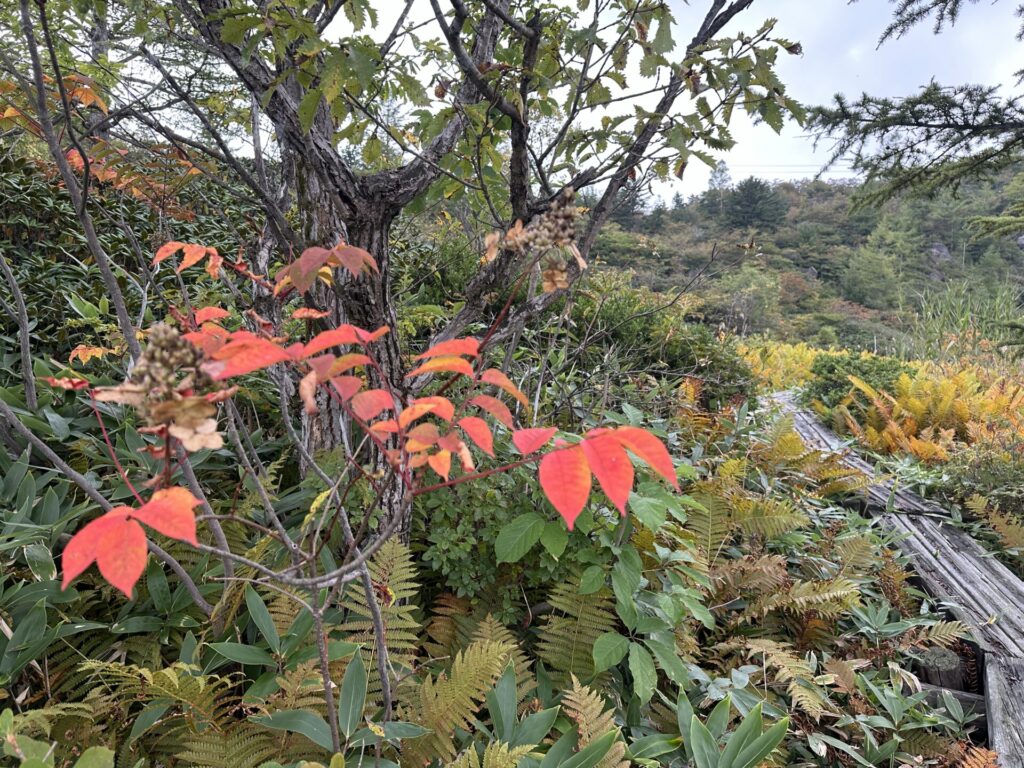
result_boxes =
[592,632,629,673]
[561,729,617,768]
[128,702,169,745]
[512,706,560,747]
[208,642,276,667]
[246,585,280,653]
[337,651,367,738]
[735,717,789,768]
[486,663,518,741]
[719,703,763,765]
[24,543,55,582]
[298,88,322,134]
[628,642,657,704]
[539,521,568,559]
[72,747,114,768]
[644,638,689,686]
[382,721,430,740]
[252,710,334,751]
[579,565,606,594]
[706,695,732,739]
[495,513,545,563]
[689,717,720,768]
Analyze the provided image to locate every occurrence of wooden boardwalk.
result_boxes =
[770,392,1024,762]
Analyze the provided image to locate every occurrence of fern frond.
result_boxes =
[561,676,629,768]
[338,539,421,705]
[447,742,534,768]
[535,577,617,686]
[398,640,511,767]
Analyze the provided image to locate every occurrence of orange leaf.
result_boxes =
[355,326,390,344]
[427,450,451,480]
[612,427,678,489]
[581,433,634,515]
[512,427,556,454]
[69,344,112,365]
[292,307,331,320]
[206,252,223,279]
[184,324,229,356]
[154,241,185,264]
[413,396,455,421]
[194,307,229,325]
[458,416,494,456]
[416,338,480,360]
[351,389,393,421]
[398,402,437,429]
[202,334,293,380]
[406,422,441,452]
[370,419,400,434]
[61,508,147,597]
[299,370,319,414]
[469,395,514,428]
[179,244,210,272]
[480,369,528,407]
[132,487,200,544]
[406,355,475,378]
[303,325,364,357]
[539,445,591,529]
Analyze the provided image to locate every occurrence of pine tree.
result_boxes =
[724,177,788,231]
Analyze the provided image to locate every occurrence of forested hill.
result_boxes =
[589,166,1024,353]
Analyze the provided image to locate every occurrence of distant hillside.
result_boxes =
[588,166,1024,353]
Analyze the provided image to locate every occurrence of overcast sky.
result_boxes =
[666,0,1022,197]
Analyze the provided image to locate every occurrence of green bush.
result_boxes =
[572,269,753,407]
[802,351,914,409]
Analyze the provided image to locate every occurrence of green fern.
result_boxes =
[535,577,617,686]
[338,539,421,705]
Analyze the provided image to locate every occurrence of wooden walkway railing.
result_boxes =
[770,392,1024,763]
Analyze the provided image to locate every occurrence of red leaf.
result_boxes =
[612,427,678,489]
[61,507,147,598]
[351,389,393,421]
[40,376,89,391]
[194,306,229,325]
[355,326,390,344]
[512,427,556,455]
[292,307,331,320]
[581,433,634,515]
[427,450,451,480]
[412,396,455,421]
[331,375,363,401]
[184,324,229,356]
[480,369,528,407]
[154,241,185,264]
[416,338,480,360]
[202,334,293,380]
[278,246,332,294]
[334,244,377,277]
[469,395,514,428]
[132,487,200,545]
[458,416,494,456]
[406,355,475,378]
[539,445,591,529]
[302,325,364,357]
[299,370,319,414]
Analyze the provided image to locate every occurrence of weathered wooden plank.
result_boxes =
[766,392,1024,757]
[986,656,1024,766]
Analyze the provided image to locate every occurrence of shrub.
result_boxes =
[803,351,915,409]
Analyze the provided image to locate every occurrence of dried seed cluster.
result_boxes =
[132,322,209,401]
